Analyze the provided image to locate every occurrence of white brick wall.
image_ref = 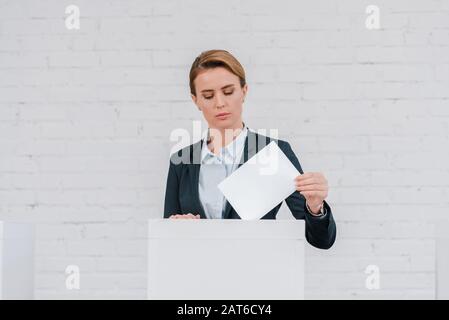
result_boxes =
[1,0,448,299]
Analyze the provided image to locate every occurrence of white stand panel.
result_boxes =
[147,219,304,300]
[0,222,34,300]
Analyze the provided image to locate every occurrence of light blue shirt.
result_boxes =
[198,126,248,219]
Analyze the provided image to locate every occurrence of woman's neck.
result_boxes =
[207,122,244,155]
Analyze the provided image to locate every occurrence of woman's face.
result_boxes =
[191,67,247,130]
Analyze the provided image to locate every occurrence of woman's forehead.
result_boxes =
[195,67,240,90]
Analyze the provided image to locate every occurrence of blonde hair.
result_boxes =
[189,49,246,96]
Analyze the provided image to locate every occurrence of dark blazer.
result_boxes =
[164,129,336,249]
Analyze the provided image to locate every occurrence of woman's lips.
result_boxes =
[216,112,231,119]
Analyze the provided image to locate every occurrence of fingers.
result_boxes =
[295,172,325,179]
[295,172,320,181]
[296,184,328,192]
[169,213,200,219]
[299,190,328,198]
[295,172,314,180]
[295,179,320,187]
[295,173,329,206]
[185,213,200,219]
[295,173,328,188]
[295,179,327,188]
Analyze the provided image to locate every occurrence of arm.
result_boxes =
[163,158,181,218]
[281,141,337,249]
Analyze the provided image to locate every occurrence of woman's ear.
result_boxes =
[191,94,201,111]
[242,84,248,103]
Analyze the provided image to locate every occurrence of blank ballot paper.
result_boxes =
[218,141,300,220]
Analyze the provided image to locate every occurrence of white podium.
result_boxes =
[0,222,34,300]
[147,219,305,300]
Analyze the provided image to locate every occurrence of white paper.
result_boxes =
[218,141,300,220]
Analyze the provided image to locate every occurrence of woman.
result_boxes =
[164,49,336,249]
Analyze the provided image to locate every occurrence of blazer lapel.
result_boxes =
[191,140,207,219]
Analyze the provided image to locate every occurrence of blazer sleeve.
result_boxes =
[281,141,337,249]
[163,158,181,218]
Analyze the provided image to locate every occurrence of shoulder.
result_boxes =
[169,139,202,166]
[250,130,302,171]
[249,130,292,152]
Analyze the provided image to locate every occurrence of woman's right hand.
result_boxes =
[169,213,200,219]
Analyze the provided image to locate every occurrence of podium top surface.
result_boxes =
[0,222,34,240]
[148,219,305,240]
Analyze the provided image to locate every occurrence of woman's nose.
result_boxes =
[215,93,225,107]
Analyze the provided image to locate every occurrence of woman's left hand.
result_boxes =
[294,172,329,214]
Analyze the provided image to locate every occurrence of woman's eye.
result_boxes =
[203,91,233,100]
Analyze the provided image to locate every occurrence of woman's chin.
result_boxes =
[212,119,233,128]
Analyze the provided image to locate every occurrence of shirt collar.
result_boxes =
[201,125,248,164]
